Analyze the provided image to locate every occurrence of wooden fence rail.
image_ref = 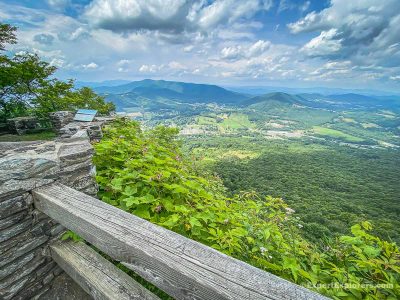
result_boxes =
[33,183,328,300]
[51,240,160,300]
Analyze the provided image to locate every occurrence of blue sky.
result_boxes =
[1,0,400,92]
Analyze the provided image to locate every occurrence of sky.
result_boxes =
[1,0,400,92]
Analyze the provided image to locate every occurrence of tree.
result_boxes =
[0,22,115,123]
[0,53,57,121]
[0,23,16,51]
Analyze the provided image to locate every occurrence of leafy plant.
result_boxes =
[61,230,83,242]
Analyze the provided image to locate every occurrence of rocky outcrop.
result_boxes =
[48,111,74,133]
[58,117,114,141]
[7,117,41,135]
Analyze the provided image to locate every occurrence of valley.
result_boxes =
[98,80,400,150]
[93,79,400,244]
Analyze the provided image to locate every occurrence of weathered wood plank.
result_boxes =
[50,240,160,300]
[33,183,328,300]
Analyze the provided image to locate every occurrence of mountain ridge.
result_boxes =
[93,79,248,104]
[76,79,400,111]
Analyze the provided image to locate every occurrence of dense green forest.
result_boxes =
[185,137,400,244]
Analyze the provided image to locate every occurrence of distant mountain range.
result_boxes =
[224,85,400,97]
[92,79,247,104]
[77,79,400,112]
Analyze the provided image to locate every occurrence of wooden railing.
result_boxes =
[32,183,328,300]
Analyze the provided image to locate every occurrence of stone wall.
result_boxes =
[0,136,97,299]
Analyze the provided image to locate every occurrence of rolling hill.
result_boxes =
[94,79,248,105]
[242,92,305,108]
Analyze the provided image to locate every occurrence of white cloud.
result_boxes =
[248,40,270,56]
[301,29,342,56]
[2,0,399,90]
[84,0,190,32]
[390,75,400,81]
[168,61,187,70]
[220,40,270,60]
[278,0,310,13]
[139,64,159,73]
[49,58,65,67]
[82,62,99,70]
[47,0,70,10]
[288,0,400,69]
[33,33,55,45]
[221,45,242,60]
[84,0,273,35]
[183,45,194,52]
[116,59,135,72]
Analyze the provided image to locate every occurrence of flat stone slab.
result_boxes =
[38,273,92,300]
[0,139,94,199]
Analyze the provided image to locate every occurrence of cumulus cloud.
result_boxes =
[58,27,91,42]
[301,29,342,56]
[47,0,70,10]
[390,75,400,81]
[2,0,399,90]
[289,0,400,69]
[139,64,161,73]
[116,59,135,72]
[278,0,310,13]
[193,0,272,29]
[82,62,99,70]
[168,61,187,70]
[84,0,273,35]
[33,33,55,45]
[49,58,65,67]
[183,45,194,52]
[221,40,270,60]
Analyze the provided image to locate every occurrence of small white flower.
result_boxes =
[268,255,272,259]
[297,224,303,228]
[285,207,295,215]
[260,247,267,254]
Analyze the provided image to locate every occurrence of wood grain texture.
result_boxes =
[33,183,328,300]
[50,240,159,300]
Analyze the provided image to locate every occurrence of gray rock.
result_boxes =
[0,235,48,268]
[0,251,35,279]
[38,273,92,300]
[12,280,44,300]
[42,273,54,285]
[0,255,45,290]
[50,224,66,237]
[0,274,30,300]
[0,194,33,218]
[0,217,32,242]
[0,210,28,230]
